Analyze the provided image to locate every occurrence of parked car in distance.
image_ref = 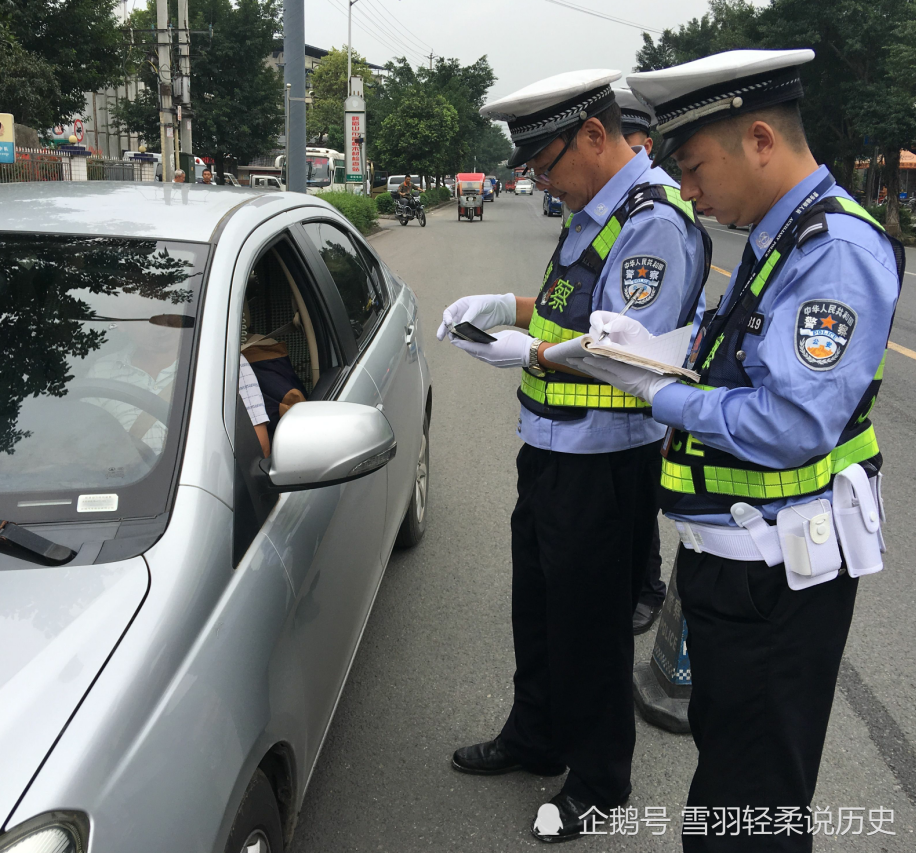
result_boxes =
[386,175,426,194]
[515,178,533,195]
[543,191,563,216]
[0,181,432,853]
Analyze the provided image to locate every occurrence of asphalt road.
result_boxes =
[290,191,916,852]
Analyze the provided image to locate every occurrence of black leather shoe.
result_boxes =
[452,737,565,776]
[531,790,631,843]
[633,601,662,635]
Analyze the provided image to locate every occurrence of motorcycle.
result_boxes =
[394,191,427,227]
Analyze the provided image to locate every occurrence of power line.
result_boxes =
[353,2,426,61]
[364,0,434,55]
[543,0,664,35]
[323,0,426,67]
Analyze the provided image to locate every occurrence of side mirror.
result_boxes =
[265,402,396,491]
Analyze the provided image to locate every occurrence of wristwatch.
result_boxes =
[528,337,547,377]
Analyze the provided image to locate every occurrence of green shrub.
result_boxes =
[438,186,452,202]
[375,192,394,214]
[419,191,430,207]
[319,191,379,235]
[865,203,913,234]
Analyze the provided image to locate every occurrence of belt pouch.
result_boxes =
[776,498,842,591]
[833,464,884,577]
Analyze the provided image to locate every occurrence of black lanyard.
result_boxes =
[725,173,836,310]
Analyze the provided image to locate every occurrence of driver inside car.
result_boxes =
[86,320,273,458]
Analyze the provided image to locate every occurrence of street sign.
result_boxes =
[73,118,84,142]
[0,114,14,164]
[345,110,365,182]
[177,105,182,122]
[345,76,366,186]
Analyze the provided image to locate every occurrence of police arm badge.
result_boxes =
[621,256,666,309]
[795,300,857,371]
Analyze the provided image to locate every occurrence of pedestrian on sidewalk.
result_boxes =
[576,49,904,850]
[436,69,711,842]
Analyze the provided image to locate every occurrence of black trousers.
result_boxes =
[639,519,667,607]
[500,441,662,807]
[676,546,858,852]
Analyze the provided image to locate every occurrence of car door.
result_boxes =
[296,216,423,555]
[226,224,389,774]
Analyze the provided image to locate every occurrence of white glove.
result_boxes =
[588,311,653,347]
[541,337,589,372]
[436,293,516,341]
[450,329,531,368]
[579,357,675,405]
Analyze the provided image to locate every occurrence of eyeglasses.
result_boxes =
[526,131,578,188]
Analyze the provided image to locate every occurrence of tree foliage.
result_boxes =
[114,0,283,177]
[307,46,375,150]
[374,87,458,177]
[635,0,916,237]
[0,0,123,128]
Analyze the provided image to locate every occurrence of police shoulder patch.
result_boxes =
[795,300,857,371]
[621,256,667,309]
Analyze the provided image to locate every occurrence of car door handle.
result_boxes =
[405,323,416,345]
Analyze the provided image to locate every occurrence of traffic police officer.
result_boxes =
[436,69,710,841]
[574,50,904,850]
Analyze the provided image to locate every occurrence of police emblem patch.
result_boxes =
[795,300,857,371]
[620,256,666,309]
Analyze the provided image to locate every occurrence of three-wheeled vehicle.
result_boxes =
[456,172,485,221]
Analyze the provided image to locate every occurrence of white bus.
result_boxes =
[271,148,347,194]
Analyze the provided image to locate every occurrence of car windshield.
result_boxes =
[0,235,207,524]
[307,156,330,186]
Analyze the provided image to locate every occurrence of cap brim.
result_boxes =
[506,133,561,169]
[650,126,701,168]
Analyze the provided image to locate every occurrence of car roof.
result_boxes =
[0,181,280,243]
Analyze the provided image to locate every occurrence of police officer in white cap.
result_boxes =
[571,50,904,849]
[437,69,710,841]
[615,86,656,156]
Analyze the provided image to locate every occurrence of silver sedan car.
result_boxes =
[0,183,431,853]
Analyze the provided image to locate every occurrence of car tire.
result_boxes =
[395,412,429,549]
[224,769,283,853]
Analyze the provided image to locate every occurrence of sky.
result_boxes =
[295,0,717,103]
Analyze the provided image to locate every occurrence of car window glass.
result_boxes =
[301,221,380,345]
[0,235,207,524]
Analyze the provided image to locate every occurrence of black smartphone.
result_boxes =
[450,321,497,344]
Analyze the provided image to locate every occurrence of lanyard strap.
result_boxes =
[731,173,836,303]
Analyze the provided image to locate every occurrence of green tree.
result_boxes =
[114,0,283,180]
[374,86,458,179]
[308,46,375,149]
[1,0,124,127]
[470,122,512,174]
[0,23,62,130]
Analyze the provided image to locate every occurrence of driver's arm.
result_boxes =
[239,355,271,457]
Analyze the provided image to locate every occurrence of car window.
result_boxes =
[300,221,382,346]
[0,235,207,524]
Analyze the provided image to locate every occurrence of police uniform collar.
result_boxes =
[748,164,833,260]
[626,49,814,165]
[580,148,650,226]
[481,70,622,169]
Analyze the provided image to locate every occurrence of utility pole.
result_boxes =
[426,51,436,71]
[347,0,361,81]
[176,0,192,171]
[156,0,174,181]
[284,0,307,192]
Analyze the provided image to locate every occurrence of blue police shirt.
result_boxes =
[652,165,900,526]
[519,147,707,454]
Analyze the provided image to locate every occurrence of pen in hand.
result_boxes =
[596,291,640,344]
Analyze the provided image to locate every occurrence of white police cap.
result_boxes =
[626,49,814,165]
[481,69,622,168]
[613,87,656,137]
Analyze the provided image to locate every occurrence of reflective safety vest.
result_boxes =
[520,183,711,421]
[660,196,905,516]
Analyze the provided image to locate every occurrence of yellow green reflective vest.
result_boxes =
[520,184,710,421]
[660,196,905,516]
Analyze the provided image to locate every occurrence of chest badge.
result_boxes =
[621,256,667,309]
[795,300,857,371]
